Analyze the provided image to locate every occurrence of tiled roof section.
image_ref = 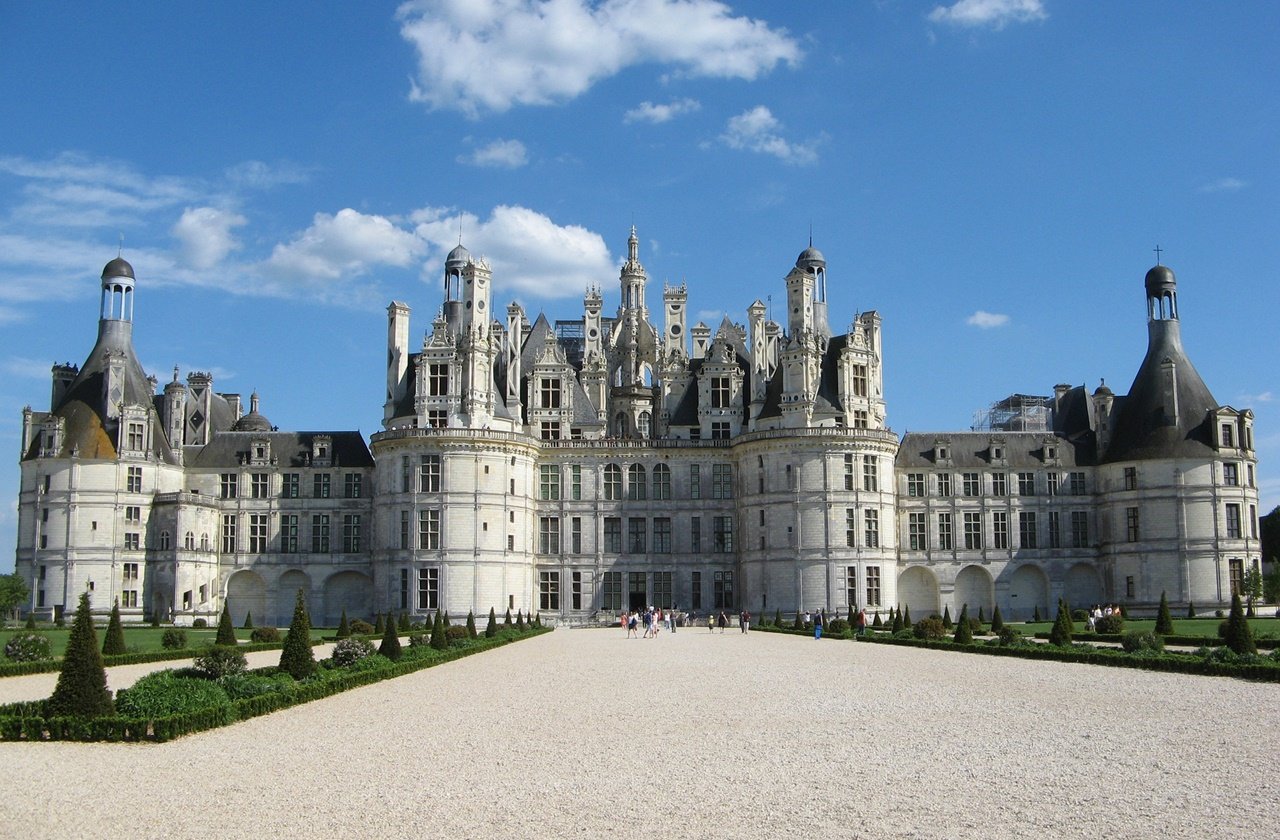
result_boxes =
[519,313,557,370]
[187,430,373,468]
[895,431,1086,469]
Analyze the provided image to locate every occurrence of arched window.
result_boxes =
[184,532,195,550]
[652,464,672,500]
[637,411,652,438]
[200,533,210,551]
[604,464,623,500]
[159,531,171,550]
[628,464,647,500]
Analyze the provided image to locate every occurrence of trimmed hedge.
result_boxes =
[0,638,324,679]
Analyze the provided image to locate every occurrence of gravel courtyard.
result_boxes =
[1,628,1276,839]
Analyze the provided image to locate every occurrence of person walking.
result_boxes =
[740,609,751,634]
[717,611,727,633]
[855,607,867,638]
[670,605,677,634]
[814,609,824,640]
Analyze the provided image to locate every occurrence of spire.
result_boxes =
[628,225,639,263]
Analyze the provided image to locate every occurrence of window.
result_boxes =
[540,517,561,554]
[653,571,672,609]
[428,364,448,396]
[1221,423,1234,448]
[420,455,441,492]
[963,512,981,550]
[713,516,733,553]
[540,465,561,500]
[426,410,446,428]
[710,421,731,440]
[1223,463,1239,486]
[540,421,562,440]
[691,571,702,610]
[1047,511,1061,549]
[1251,505,1258,539]
[221,514,238,553]
[1247,464,1255,488]
[281,514,299,553]
[313,473,330,498]
[845,567,858,608]
[604,518,622,553]
[1123,467,1137,491]
[220,473,238,499]
[628,518,646,553]
[711,377,730,408]
[419,509,440,550]
[571,465,582,500]
[282,473,299,498]
[184,531,196,550]
[604,465,622,500]
[1125,507,1139,542]
[1069,472,1086,495]
[937,474,952,497]
[627,464,646,500]
[636,412,650,441]
[937,513,953,550]
[908,513,926,550]
[1046,472,1059,496]
[1019,512,1037,548]
[653,464,672,500]
[689,464,701,499]
[251,473,269,499]
[127,466,143,493]
[993,512,1009,549]
[1225,504,1242,539]
[992,473,1007,497]
[863,456,878,492]
[540,377,562,408]
[159,531,171,550]
[250,514,268,552]
[312,514,330,553]
[852,409,869,429]
[126,421,144,451]
[1228,558,1244,596]
[1018,472,1036,496]
[844,454,855,491]
[417,567,439,610]
[1126,575,1136,599]
[865,566,881,607]
[962,473,980,497]
[121,590,138,608]
[400,457,412,492]
[342,514,362,552]
[399,568,409,611]
[691,516,702,554]
[712,464,733,499]
[124,505,141,524]
[845,509,857,548]
[602,571,622,611]
[344,473,362,498]
[864,509,879,548]
[123,532,140,550]
[540,571,560,610]
[851,364,868,398]
[653,517,672,553]
[713,571,734,609]
[571,517,582,553]
[907,473,925,497]
[1071,511,1088,548]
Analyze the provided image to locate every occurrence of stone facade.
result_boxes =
[12,235,1262,626]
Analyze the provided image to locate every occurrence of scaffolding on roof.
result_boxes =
[971,393,1052,432]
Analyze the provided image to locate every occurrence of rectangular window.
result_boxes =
[691,516,702,554]
[963,512,981,550]
[604,518,622,553]
[627,466,646,500]
[710,421,731,440]
[126,422,144,451]
[845,567,858,608]
[907,473,925,497]
[713,516,734,553]
[250,514,268,552]
[419,455,441,492]
[313,473,330,498]
[863,455,878,492]
[571,465,582,500]
[572,571,583,610]
[540,421,562,440]
[417,567,439,610]
[1125,507,1139,542]
[425,409,446,428]
[1225,504,1242,539]
[908,512,926,551]
[282,473,299,498]
[712,464,733,499]
[123,532,140,551]
[1071,511,1088,548]
[691,571,702,610]
[1247,464,1255,488]
[342,514,362,552]
[844,454,855,491]
[962,473,980,497]
[713,571,734,609]
[540,465,561,500]
[540,571,560,610]
[937,513,953,550]
[992,472,1007,497]
[711,376,731,408]
[250,473,269,499]
[1228,558,1244,596]
[1223,463,1239,486]
[1018,472,1036,496]
[428,364,449,396]
[1126,575,1136,598]
[653,571,672,609]
[993,511,1009,549]
[311,514,330,553]
[1069,472,1086,495]
[864,509,879,548]
[281,514,299,553]
[570,516,583,553]
[1221,423,1234,448]
[653,517,672,553]
[401,457,412,493]
[399,511,410,550]
[220,473,238,499]
[127,466,142,493]
[121,590,138,608]
[627,518,646,553]
[123,562,138,581]
[604,466,622,500]
[1251,505,1258,539]
[540,377,562,408]
[851,364,868,398]
[937,473,952,497]
[1124,466,1137,491]
[865,566,881,608]
[344,473,362,498]
[124,505,141,524]
[1046,472,1059,496]
[419,509,440,550]
[540,517,561,554]
[221,514,237,553]
[602,571,622,611]
[845,509,857,548]
[690,464,701,499]
[853,409,869,429]
[399,568,409,611]
[1047,511,1061,549]
[1019,511,1038,548]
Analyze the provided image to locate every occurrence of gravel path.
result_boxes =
[0,629,1276,839]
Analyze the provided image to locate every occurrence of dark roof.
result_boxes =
[896,432,1086,469]
[102,257,134,279]
[186,430,373,468]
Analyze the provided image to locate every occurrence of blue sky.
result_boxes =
[2,0,1277,569]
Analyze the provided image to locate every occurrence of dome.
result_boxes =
[233,392,272,432]
[1144,264,1176,297]
[445,244,471,267]
[102,257,135,280]
[796,245,826,268]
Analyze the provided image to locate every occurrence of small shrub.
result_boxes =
[408,633,430,647]
[485,607,497,639]
[1121,631,1164,654]
[827,618,851,635]
[1071,609,1088,622]
[953,605,973,644]
[996,626,1024,647]
[25,614,36,629]
[192,618,208,629]
[1094,614,1124,634]
[374,613,385,634]
[466,610,477,639]
[913,617,945,640]
[116,670,231,718]
[343,653,392,674]
[215,602,238,646]
[102,601,127,656]
[941,605,953,629]
[4,631,52,662]
[336,609,350,639]
[892,629,913,639]
[217,672,291,700]
[250,626,281,644]
[1222,594,1256,655]
[242,611,255,630]
[378,615,403,661]
[161,628,188,650]
[398,611,411,632]
[279,589,317,680]
[47,592,113,718]
[1155,591,1174,635]
[871,612,883,628]
[990,605,1004,634]
[1214,609,1225,618]
[348,619,374,636]
[193,646,248,679]
[332,637,375,667]
[1186,601,1196,619]
[446,625,469,645]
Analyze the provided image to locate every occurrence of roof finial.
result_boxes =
[118,233,124,258]
[1153,244,1163,265]
[809,222,813,248]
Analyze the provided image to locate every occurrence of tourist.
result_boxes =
[670,605,677,634]
[814,609,824,640]
[707,613,715,632]
[855,608,867,637]
[717,611,727,633]
[627,611,638,638]
[803,609,811,628]
[740,609,751,633]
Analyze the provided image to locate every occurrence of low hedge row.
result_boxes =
[0,638,323,679]
[0,626,550,742]
[1034,631,1279,650]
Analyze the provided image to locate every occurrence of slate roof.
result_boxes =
[186,430,373,468]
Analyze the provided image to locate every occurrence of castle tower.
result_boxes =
[662,282,687,357]
[385,301,411,425]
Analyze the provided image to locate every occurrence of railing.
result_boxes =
[372,425,900,449]
[151,491,220,507]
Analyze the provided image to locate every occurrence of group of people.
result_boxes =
[623,606,680,638]
[1085,604,1123,631]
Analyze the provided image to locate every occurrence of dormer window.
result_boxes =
[1221,423,1234,448]
[540,378,562,409]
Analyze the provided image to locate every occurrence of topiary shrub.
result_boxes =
[1071,609,1088,622]
[408,633,430,648]
[1121,631,1165,654]
[374,613,385,634]
[953,605,973,644]
[977,606,985,624]
[378,614,403,661]
[872,612,883,628]
[215,601,238,647]
[446,625,469,645]
[278,589,317,680]
[485,607,497,639]
[243,611,254,630]
[990,605,1004,634]
[430,610,447,650]
[102,601,127,656]
[4,631,52,662]
[941,605,953,629]
[1186,601,1196,619]
[504,609,513,627]
[47,592,114,718]
[1048,600,1073,647]
[161,628,188,650]
[1222,593,1256,655]
[902,605,912,628]
[116,670,230,718]
[996,626,1024,647]
[773,608,782,627]
[1032,604,1042,623]
[25,614,37,629]
[193,646,248,679]
[466,610,477,638]
[250,626,281,643]
[913,617,946,640]
[1155,591,1174,635]
[348,619,374,636]
[332,636,375,667]
[827,618,851,635]
[516,611,526,631]
[192,618,208,629]
[1094,614,1124,634]
[335,609,350,639]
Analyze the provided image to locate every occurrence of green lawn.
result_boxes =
[0,626,286,658]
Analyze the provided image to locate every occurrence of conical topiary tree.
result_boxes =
[872,611,882,628]
[1032,604,1042,623]
[25,613,36,629]
[336,609,350,639]
[953,604,973,644]
[430,609,447,650]
[891,606,903,634]
[516,610,526,631]
[466,610,477,638]
[534,612,542,627]
[374,613,385,634]
[398,611,411,632]
[1155,591,1174,635]
[942,605,953,629]
[485,607,497,638]
[504,609,513,627]
[243,610,254,630]
[379,611,403,660]
[215,600,237,646]
[102,599,127,656]
[1048,599,1073,647]
[1223,593,1256,655]
[773,608,782,627]
[1187,601,1196,619]
[990,604,1004,634]
[793,610,805,631]
[902,604,912,628]
[279,589,316,679]
[48,592,114,718]
[977,606,985,624]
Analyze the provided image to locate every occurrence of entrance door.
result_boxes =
[628,571,647,611]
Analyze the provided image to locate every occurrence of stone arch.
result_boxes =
[277,569,312,627]
[1007,564,1049,622]
[323,571,373,627]
[954,565,994,617]
[897,566,939,616]
[226,569,267,628]
[1064,563,1103,610]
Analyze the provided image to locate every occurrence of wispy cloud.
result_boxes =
[719,106,819,165]
[967,310,1010,328]
[1240,391,1273,405]
[172,206,247,271]
[928,0,1047,29]
[624,98,701,124]
[1199,177,1246,193]
[457,138,529,169]
[1,356,56,379]
[396,0,799,117]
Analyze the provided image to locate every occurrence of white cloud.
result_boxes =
[396,0,799,116]
[719,106,819,164]
[1200,177,1246,193]
[1240,391,1273,405]
[928,0,1047,29]
[458,138,529,169]
[624,98,701,124]
[172,206,247,270]
[966,310,1009,328]
[264,208,424,285]
[224,160,312,190]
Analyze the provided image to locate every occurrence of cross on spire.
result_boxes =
[1153,244,1163,265]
